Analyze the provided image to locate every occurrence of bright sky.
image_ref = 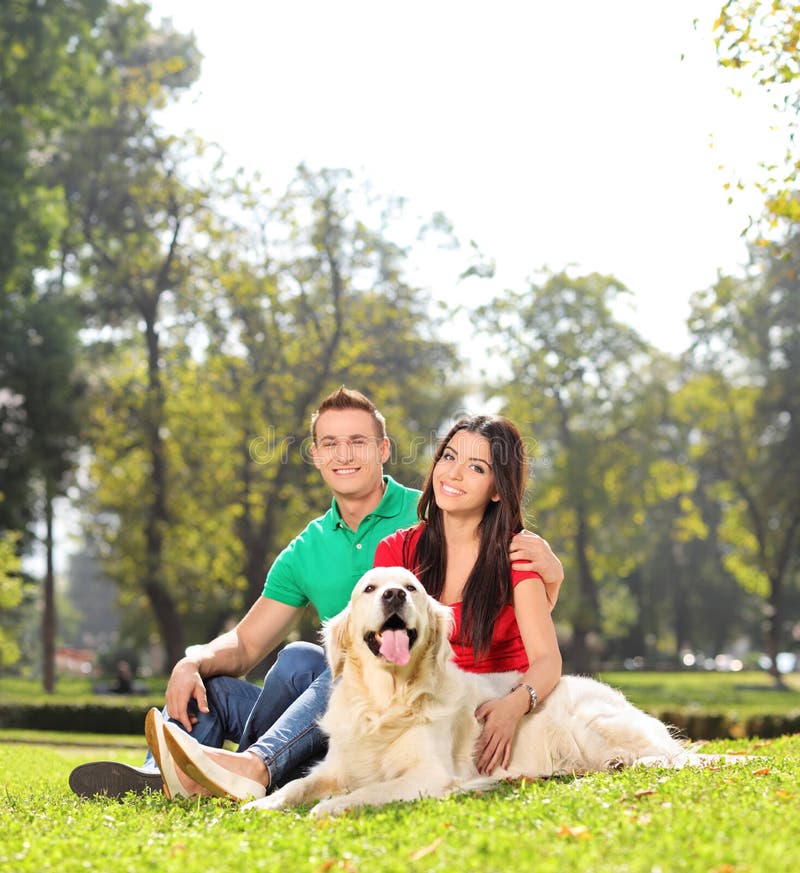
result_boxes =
[148,0,779,354]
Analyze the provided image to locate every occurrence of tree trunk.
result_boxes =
[671,539,691,662]
[142,308,184,670]
[765,575,786,688]
[42,484,56,693]
[240,217,345,608]
[570,508,600,675]
[145,580,185,669]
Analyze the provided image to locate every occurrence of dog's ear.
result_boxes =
[322,604,352,680]
[429,597,455,673]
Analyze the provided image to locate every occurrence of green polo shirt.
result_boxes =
[262,475,420,621]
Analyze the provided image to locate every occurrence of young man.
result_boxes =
[69,388,563,799]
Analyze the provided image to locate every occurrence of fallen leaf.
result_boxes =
[752,766,771,776]
[409,838,443,861]
[558,824,591,839]
[317,859,357,873]
[776,790,794,799]
[634,788,657,799]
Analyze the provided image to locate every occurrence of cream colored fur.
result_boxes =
[245,567,691,817]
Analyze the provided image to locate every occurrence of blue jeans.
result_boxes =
[144,641,331,791]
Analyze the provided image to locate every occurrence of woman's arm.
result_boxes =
[473,577,562,774]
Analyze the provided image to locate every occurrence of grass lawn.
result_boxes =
[1,732,799,873]
[4,670,800,715]
[602,670,800,719]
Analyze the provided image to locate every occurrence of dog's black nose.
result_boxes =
[382,587,406,608]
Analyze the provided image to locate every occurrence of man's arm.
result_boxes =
[165,597,301,732]
[509,531,564,609]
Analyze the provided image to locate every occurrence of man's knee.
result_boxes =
[203,674,254,712]
[272,641,326,685]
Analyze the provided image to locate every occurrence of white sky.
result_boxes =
[147,0,783,356]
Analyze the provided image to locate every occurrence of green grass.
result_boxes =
[1,733,799,872]
[0,675,164,707]
[602,670,800,718]
[5,670,799,713]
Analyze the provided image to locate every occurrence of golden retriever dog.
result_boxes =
[244,567,693,817]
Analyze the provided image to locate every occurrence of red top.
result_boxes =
[373,525,541,673]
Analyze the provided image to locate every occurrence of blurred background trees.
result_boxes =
[1,0,798,684]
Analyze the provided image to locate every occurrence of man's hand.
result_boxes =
[510,530,564,608]
[165,657,210,732]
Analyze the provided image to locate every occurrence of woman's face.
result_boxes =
[432,430,499,518]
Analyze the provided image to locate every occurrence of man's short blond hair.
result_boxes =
[310,387,387,441]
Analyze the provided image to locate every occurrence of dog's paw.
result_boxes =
[241,793,288,813]
[309,795,353,818]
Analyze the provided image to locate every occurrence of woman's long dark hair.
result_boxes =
[404,414,528,657]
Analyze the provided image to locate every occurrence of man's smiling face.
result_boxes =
[311,408,390,502]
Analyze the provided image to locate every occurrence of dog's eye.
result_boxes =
[405,584,417,592]
[363,584,376,593]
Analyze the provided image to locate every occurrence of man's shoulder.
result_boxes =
[389,476,421,496]
[284,509,333,549]
[384,476,421,505]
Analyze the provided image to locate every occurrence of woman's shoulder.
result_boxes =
[374,524,424,565]
[384,523,423,545]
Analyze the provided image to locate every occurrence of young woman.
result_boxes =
[373,414,562,774]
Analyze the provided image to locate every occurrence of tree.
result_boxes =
[1,0,201,682]
[43,6,203,668]
[715,1,800,228]
[0,0,113,686]
[0,0,108,296]
[685,237,800,680]
[85,165,463,667]
[474,271,660,673]
[0,294,85,689]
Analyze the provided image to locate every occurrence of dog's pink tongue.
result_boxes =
[379,629,410,665]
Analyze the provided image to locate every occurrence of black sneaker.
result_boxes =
[69,761,164,798]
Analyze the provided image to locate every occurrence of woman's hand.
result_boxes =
[473,689,531,774]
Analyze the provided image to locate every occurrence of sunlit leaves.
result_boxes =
[714,1,800,227]
[0,527,23,667]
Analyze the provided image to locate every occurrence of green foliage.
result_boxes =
[715,1,800,94]
[474,271,682,669]
[0,294,85,531]
[82,163,462,656]
[0,0,105,294]
[1,0,203,673]
[0,700,160,734]
[715,1,800,228]
[2,736,800,872]
[685,235,800,664]
[0,527,23,667]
